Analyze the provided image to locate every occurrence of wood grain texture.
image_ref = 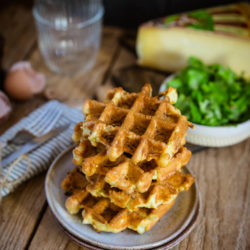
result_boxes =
[172,139,250,250]
[0,174,46,250]
[0,1,250,250]
[0,2,49,249]
[29,209,87,250]
[0,0,45,135]
[0,0,36,69]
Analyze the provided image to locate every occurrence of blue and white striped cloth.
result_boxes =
[0,101,82,197]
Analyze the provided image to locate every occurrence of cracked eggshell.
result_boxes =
[4,61,46,100]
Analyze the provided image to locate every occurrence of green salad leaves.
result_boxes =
[167,57,250,126]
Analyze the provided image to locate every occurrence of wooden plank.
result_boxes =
[0,0,44,135]
[1,2,249,249]
[0,0,37,69]
[0,174,46,250]
[172,139,250,250]
[29,209,87,250]
[0,2,50,250]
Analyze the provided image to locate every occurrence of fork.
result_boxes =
[5,103,63,146]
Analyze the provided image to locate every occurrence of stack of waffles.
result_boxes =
[61,84,195,234]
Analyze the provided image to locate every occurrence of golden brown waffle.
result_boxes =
[104,147,192,193]
[72,139,191,193]
[82,197,176,234]
[61,167,89,214]
[82,84,192,167]
[63,84,195,234]
[62,167,194,210]
[61,168,177,234]
[87,171,194,210]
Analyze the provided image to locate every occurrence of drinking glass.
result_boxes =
[33,0,104,75]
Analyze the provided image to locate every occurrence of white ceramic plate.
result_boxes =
[160,76,250,147]
[45,145,200,250]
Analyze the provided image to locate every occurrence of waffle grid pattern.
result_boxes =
[61,84,194,234]
[83,84,189,166]
[62,167,178,233]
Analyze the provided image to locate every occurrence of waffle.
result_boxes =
[61,167,89,214]
[82,198,176,234]
[82,84,192,167]
[87,171,194,210]
[62,167,194,210]
[104,147,192,193]
[72,139,191,193]
[63,84,195,234]
[61,168,177,234]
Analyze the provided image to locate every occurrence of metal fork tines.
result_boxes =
[6,102,63,146]
[28,103,63,135]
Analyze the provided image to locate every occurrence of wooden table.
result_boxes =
[1,1,250,250]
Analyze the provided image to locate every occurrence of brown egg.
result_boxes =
[4,62,46,101]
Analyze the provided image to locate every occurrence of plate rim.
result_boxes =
[51,199,200,250]
[45,145,201,250]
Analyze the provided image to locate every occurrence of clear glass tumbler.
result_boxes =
[33,0,104,75]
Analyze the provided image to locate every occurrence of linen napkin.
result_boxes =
[0,100,82,197]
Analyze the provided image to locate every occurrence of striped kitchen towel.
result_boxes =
[0,100,82,197]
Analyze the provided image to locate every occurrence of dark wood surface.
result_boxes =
[0,1,250,250]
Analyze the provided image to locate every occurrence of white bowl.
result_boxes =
[160,76,250,147]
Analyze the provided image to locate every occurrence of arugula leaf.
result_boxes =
[188,57,204,68]
[166,57,250,126]
[168,78,182,89]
